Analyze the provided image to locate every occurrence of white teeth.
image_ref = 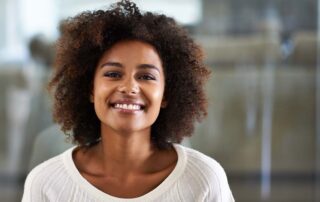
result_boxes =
[114,103,141,110]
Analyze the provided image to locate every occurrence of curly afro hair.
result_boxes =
[49,0,211,149]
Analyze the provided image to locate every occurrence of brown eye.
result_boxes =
[139,74,156,80]
[104,72,122,78]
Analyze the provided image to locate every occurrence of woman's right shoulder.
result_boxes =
[27,153,64,180]
[22,149,72,201]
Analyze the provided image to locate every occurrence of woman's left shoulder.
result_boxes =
[178,144,227,175]
[176,144,235,201]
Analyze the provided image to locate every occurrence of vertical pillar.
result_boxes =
[315,0,320,201]
[260,1,279,200]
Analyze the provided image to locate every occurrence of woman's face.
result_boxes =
[92,40,166,134]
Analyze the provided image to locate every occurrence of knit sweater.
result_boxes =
[22,144,234,202]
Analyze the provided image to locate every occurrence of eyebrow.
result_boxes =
[100,62,160,73]
[100,62,122,68]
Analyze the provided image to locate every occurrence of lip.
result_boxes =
[109,98,146,114]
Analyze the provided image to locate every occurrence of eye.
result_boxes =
[139,74,156,80]
[104,72,122,78]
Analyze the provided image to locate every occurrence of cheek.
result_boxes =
[93,79,111,96]
[92,83,112,108]
[150,86,165,105]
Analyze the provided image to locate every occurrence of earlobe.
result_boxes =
[90,94,94,103]
[161,100,167,108]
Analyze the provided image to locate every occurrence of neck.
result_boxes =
[95,126,157,175]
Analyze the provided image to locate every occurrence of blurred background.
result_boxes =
[0,0,319,201]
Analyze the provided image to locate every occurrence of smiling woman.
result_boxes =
[21,0,234,201]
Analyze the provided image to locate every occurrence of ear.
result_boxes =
[161,99,167,108]
[90,93,94,103]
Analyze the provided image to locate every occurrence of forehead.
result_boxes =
[98,40,163,66]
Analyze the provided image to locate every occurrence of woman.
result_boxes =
[22,0,234,201]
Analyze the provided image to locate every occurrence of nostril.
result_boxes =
[117,83,139,94]
[131,86,139,93]
[117,86,139,94]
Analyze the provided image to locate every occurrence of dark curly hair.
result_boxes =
[49,0,210,149]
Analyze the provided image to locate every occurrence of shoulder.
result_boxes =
[182,145,227,178]
[22,148,73,201]
[25,153,64,183]
[175,144,235,202]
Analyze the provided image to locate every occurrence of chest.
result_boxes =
[81,165,175,198]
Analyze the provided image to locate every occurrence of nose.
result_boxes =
[117,76,140,94]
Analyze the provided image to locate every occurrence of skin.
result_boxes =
[73,40,177,198]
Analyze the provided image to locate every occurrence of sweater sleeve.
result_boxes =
[183,146,235,202]
[204,161,235,202]
[21,155,63,202]
[22,167,42,202]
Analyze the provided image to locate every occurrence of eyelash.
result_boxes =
[103,72,156,80]
[139,74,156,80]
[104,72,121,78]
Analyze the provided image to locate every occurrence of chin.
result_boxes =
[106,121,150,133]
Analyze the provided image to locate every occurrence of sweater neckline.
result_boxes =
[62,143,186,201]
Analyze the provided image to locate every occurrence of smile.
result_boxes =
[114,103,142,110]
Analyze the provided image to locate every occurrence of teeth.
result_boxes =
[114,103,141,110]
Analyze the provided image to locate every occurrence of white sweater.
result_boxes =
[22,144,234,202]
